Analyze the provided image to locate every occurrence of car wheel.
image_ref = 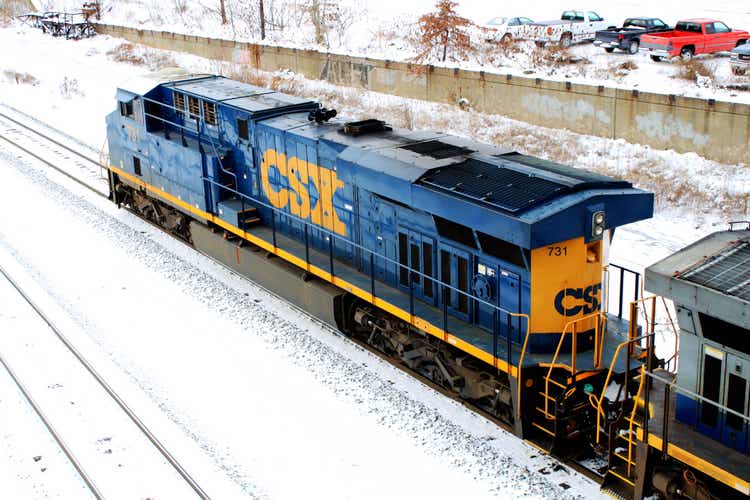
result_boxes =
[628,39,640,55]
[680,47,694,61]
[604,47,615,53]
[501,33,512,45]
[560,33,572,49]
[650,55,663,62]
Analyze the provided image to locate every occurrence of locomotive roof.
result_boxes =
[646,228,750,329]
[256,111,651,247]
[120,74,653,248]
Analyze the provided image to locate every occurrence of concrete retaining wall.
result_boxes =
[95,24,750,165]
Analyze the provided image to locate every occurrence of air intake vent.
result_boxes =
[418,159,567,214]
[341,119,391,136]
[401,140,472,160]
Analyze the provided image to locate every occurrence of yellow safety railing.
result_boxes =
[592,332,650,443]
[627,365,647,476]
[542,312,607,419]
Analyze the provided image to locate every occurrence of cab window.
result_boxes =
[587,12,602,22]
[714,22,730,33]
[119,100,133,119]
[652,19,666,28]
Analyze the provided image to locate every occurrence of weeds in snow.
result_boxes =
[674,59,713,82]
[107,42,177,70]
[59,77,83,99]
[3,70,39,86]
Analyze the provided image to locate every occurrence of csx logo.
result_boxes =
[554,283,601,316]
[261,149,347,237]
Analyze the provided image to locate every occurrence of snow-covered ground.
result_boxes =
[0,14,742,498]
[0,261,208,499]
[31,0,750,103]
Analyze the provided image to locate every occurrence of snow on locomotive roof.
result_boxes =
[167,76,317,115]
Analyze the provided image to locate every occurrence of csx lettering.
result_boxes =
[261,148,347,236]
[554,283,601,316]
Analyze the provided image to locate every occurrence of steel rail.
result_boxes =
[0,264,210,500]
[0,115,107,198]
[0,109,101,167]
[0,349,103,499]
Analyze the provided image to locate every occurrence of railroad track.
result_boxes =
[0,103,108,198]
[0,262,210,499]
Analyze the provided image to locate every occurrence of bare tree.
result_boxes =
[414,0,476,63]
[259,0,266,39]
[310,0,324,45]
[220,0,227,24]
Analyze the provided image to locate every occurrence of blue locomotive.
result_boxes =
[105,74,749,498]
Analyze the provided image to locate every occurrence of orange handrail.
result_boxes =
[595,333,650,443]
[627,365,647,476]
[543,312,605,418]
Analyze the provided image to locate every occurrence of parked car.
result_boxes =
[484,16,535,44]
[731,43,750,74]
[641,19,749,61]
[523,10,612,48]
[594,17,671,54]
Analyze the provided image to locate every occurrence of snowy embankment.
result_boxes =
[52,0,750,104]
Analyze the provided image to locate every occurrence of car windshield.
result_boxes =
[487,17,507,26]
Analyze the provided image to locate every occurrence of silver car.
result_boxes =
[731,43,750,75]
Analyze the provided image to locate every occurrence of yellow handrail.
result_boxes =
[543,312,605,418]
[627,365,647,476]
[509,312,531,421]
[595,333,650,443]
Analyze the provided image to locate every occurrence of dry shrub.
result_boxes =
[530,44,586,69]
[608,59,638,78]
[674,59,712,81]
[107,42,177,70]
[3,70,39,86]
[108,43,147,65]
[618,60,638,71]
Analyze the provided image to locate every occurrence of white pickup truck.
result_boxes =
[522,10,612,47]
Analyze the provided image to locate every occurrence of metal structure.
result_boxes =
[16,10,95,40]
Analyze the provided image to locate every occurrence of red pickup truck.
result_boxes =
[641,19,748,61]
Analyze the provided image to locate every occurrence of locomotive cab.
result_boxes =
[639,227,750,498]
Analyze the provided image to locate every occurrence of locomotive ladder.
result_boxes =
[597,297,665,498]
[602,365,646,498]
